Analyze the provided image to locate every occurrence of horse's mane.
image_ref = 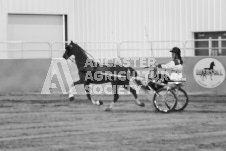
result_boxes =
[71,43,99,69]
[73,43,89,60]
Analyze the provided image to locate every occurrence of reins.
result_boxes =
[69,57,76,64]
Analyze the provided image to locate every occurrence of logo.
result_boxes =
[41,57,159,95]
[193,58,225,88]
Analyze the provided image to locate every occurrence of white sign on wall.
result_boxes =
[193,58,225,88]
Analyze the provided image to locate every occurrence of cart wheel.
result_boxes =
[153,88,177,113]
[174,88,189,111]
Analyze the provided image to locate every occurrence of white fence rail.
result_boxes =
[0,41,51,59]
[185,39,226,56]
[1,39,226,59]
[118,41,184,58]
[51,42,119,59]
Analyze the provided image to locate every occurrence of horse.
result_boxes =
[62,41,148,111]
[201,61,215,80]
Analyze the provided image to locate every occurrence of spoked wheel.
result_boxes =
[173,88,189,111]
[153,88,177,113]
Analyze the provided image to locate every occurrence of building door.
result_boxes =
[7,14,66,58]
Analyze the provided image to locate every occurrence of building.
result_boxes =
[0,0,226,94]
[0,0,226,59]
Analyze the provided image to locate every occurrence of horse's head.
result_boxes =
[63,41,74,60]
[211,61,215,67]
[63,41,90,70]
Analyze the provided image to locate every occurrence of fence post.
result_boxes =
[21,42,24,59]
[209,38,212,56]
[117,43,120,58]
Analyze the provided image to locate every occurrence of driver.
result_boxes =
[148,47,184,91]
[158,47,183,80]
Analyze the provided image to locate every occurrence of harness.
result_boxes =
[171,70,182,74]
[80,61,99,73]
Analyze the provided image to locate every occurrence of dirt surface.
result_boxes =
[0,94,226,151]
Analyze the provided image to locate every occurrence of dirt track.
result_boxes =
[0,94,226,151]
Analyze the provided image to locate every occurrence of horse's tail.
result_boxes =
[127,67,148,91]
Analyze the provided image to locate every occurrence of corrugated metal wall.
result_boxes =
[1,0,226,57]
[73,0,226,41]
[73,0,226,57]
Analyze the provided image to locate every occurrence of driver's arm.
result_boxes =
[159,61,175,69]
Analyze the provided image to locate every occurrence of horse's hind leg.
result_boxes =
[69,80,83,101]
[106,84,119,111]
[84,83,103,105]
[123,85,145,107]
[210,71,213,80]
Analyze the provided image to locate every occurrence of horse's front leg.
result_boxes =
[69,80,83,101]
[84,83,103,105]
[201,70,206,81]
[106,84,119,111]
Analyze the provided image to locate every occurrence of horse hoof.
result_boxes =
[99,101,103,105]
[105,108,112,111]
[69,97,74,101]
[138,102,145,107]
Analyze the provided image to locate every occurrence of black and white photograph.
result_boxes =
[0,0,226,150]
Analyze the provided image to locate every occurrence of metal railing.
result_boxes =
[0,41,51,59]
[1,39,226,59]
[118,41,184,58]
[50,41,119,59]
[184,39,226,56]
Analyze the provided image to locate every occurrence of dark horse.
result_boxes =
[201,61,215,80]
[62,41,147,111]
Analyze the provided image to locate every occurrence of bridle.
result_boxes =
[68,57,76,64]
[66,44,106,67]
